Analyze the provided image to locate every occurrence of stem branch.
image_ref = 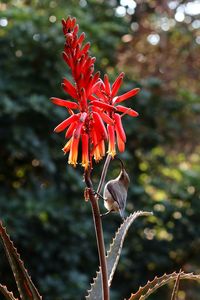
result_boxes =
[97,154,112,195]
[85,169,109,300]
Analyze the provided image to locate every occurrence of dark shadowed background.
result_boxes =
[0,0,200,299]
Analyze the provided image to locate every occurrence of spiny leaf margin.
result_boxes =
[0,284,18,300]
[171,270,181,300]
[128,271,200,300]
[86,211,152,300]
[0,221,42,300]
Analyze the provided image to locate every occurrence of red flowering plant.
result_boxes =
[1,16,199,300]
[51,17,139,168]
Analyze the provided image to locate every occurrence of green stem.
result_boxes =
[85,169,109,300]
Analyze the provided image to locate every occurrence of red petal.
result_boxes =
[81,133,89,169]
[73,24,79,36]
[79,42,90,58]
[62,52,72,68]
[114,113,126,142]
[65,122,77,138]
[91,100,115,112]
[116,131,125,152]
[80,88,87,110]
[93,112,108,140]
[68,131,79,167]
[51,98,79,109]
[62,78,77,99]
[62,138,72,154]
[114,88,140,103]
[54,114,80,133]
[116,105,139,117]
[111,72,125,98]
[71,17,76,29]
[77,32,85,47]
[74,112,87,138]
[98,111,114,125]
[104,74,111,94]
[107,124,116,157]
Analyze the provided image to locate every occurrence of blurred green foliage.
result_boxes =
[0,1,200,299]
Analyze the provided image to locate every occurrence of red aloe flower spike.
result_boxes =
[114,88,140,104]
[54,114,80,133]
[114,113,126,142]
[111,72,125,98]
[65,122,77,138]
[93,112,108,140]
[116,105,139,117]
[51,98,79,109]
[81,133,89,169]
[62,78,78,99]
[107,124,116,157]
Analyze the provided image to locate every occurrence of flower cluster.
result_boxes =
[52,16,139,169]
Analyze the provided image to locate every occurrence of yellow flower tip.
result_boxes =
[94,156,103,163]
[82,161,90,170]
[68,159,77,167]
[107,150,116,158]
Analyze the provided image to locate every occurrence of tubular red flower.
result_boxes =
[104,74,111,94]
[68,131,80,167]
[81,133,89,169]
[116,105,139,117]
[62,138,72,154]
[107,125,116,157]
[98,111,114,125]
[91,100,115,112]
[116,131,125,153]
[114,88,140,104]
[65,122,77,138]
[114,113,126,142]
[54,114,80,133]
[51,98,79,109]
[93,112,108,140]
[111,72,124,97]
[62,79,77,99]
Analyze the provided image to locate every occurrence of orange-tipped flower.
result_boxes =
[52,16,140,169]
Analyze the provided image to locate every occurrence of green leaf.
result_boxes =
[0,222,42,300]
[0,284,18,300]
[86,211,152,300]
[128,271,200,299]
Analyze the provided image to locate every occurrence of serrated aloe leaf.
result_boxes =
[128,271,200,300]
[0,284,18,300]
[0,222,42,300]
[171,271,181,300]
[86,211,152,300]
